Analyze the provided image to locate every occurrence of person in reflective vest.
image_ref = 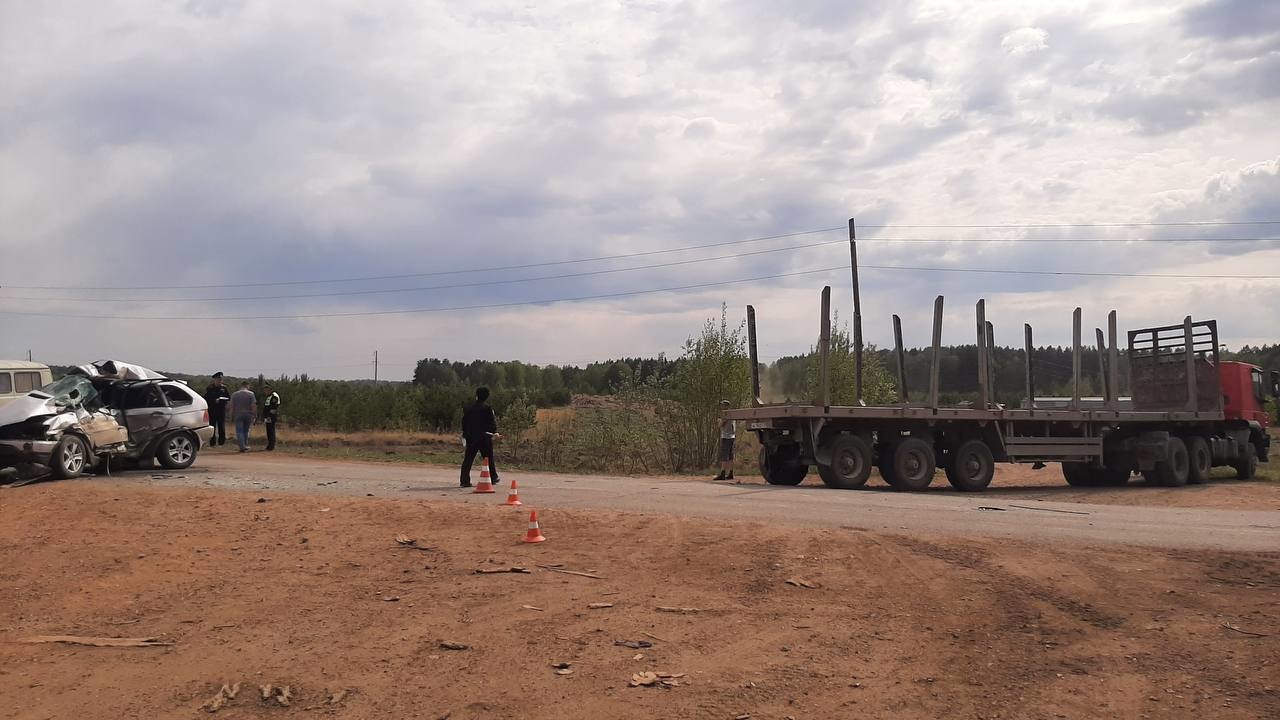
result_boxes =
[261,384,281,451]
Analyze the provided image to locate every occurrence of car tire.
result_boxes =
[157,432,198,470]
[50,435,89,480]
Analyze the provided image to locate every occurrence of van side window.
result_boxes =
[0,373,11,394]
[14,372,41,393]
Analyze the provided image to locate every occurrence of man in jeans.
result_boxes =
[229,381,257,453]
[459,387,501,487]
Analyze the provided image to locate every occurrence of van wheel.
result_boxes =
[51,435,89,479]
[945,440,995,492]
[1184,436,1212,484]
[890,437,936,491]
[158,432,197,470]
[1235,442,1258,480]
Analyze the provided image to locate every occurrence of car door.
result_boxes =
[121,383,172,444]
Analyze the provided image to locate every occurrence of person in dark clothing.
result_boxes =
[203,372,231,446]
[459,387,501,487]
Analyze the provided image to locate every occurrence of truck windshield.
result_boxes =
[36,376,99,408]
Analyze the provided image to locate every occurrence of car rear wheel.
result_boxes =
[158,432,197,470]
[51,435,89,479]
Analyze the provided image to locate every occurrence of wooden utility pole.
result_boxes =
[374,351,379,383]
[849,218,864,404]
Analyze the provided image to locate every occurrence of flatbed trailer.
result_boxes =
[724,225,1273,492]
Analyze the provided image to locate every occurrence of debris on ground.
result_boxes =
[439,641,470,651]
[630,671,684,688]
[474,566,531,574]
[395,534,416,545]
[551,662,574,675]
[521,604,544,611]
[588,602,614,609]
[614,639,653,649]
[200,683,241,713]
[537,565,604,579]
[785,578,819,589]
[655,606,703,613]
[20,635,173,648]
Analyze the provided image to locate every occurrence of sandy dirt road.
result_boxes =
[1,482,1278,720]
[113,452,1280,551]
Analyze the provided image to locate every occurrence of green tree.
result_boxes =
[499,395,538,461]
[806,319,897,405]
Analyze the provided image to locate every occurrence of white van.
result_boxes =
[0,362,54,408]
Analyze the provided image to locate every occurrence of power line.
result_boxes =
[857,220,1280,229]
[3,249,1277,305]
[4,224,1279,292]
[0,265,852,321]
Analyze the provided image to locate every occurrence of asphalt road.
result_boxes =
[113,453,1280,552]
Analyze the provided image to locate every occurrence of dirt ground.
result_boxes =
[2,483,1278,720]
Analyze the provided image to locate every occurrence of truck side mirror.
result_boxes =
[1271,370,1279,398]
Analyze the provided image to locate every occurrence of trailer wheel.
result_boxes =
[1145,436,1189,487]
[1093,464,1132,487]
[875,442,899,487]
[889,437,936,491]
[760,445,808,486]
[817,435,873,489]
[1235,442,1258,480]
[1062,462,1096,487]
[1184,436,1212,485]
[945,439,994,492]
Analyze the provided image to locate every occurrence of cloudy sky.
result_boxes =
[2,0,1278,380]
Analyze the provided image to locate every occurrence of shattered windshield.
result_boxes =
[38,376,99,408]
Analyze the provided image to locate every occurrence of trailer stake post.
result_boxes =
[747,305,761,407]
[849,218,864,405]
[819,286,832,408]
[986,320,997,407]
[1024,323,1035,410]
[893,314,907,404]
[1183,315,1197,412]
[1107,311,1119,411]
[977,300,989,410]
[1071,308,1082,411]
[1095,327,1109,403]
[929,295,944,410]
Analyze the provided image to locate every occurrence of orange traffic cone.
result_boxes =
[504,478,523,506]
[473,457,495,494]
[523,510,546,543]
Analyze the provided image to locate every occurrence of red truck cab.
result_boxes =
[1220,361,1272,428]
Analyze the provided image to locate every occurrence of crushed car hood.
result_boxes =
[0,394,62,427]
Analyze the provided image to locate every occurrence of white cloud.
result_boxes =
[1,0,1278,378]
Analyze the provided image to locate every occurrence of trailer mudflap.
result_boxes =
[1135,431,1171,471]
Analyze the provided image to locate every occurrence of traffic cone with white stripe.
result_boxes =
[473,458,495,494]
[523,510,546,543]
[504,478,523,506]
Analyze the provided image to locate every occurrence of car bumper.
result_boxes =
[0,439,57,466]
[194,425,215,447]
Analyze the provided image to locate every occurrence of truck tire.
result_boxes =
[1062,462,1096,487]
[760,446,807,486]
[817,435,873,489]
[945,439,994,492]
[1235,442,1258,480]
[889,437,936,491]
[876,442,899,487]
[50,435,89,480]
[1184,436,1212,485]
[1145,436,1189,487]
[1093,464,1132,487]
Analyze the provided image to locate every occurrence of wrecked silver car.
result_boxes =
[0,360,215,484]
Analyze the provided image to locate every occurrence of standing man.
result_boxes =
[229,381,257,453]
[459,387,501,488]
[261,383,281,451]
[203,372,231,446]
[714,399,736,481]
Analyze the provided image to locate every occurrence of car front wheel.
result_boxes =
[51,435,89,479]
[157,432,198,470]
